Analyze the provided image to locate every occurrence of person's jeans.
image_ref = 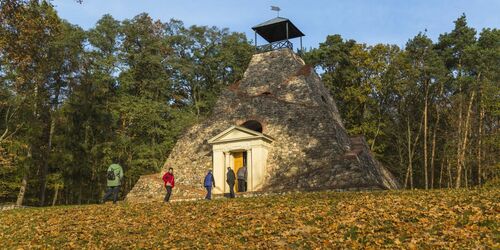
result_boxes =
[102,186,120,204]
[228,183,235,198]
[164,186,172,202]
[205,186,212,200]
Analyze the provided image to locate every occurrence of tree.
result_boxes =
[167,22,254,117]
[404,33,446,189]
[436,14,477,188]
[0,0,65,205]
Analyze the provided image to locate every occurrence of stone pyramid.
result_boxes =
[126,49,399,202]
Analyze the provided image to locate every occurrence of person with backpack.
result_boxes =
[226,167,236,198]
[101,163,124,204]
[162,168,175,202]
[204,170,216,200]
[237,165,247,192]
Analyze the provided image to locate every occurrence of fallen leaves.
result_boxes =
[0,188,498,249]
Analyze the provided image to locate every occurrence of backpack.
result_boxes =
[107,169,116,180]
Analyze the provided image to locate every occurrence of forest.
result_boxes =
[1,0,498,206]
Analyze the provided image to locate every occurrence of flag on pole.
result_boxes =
[271,6,280,17]
[271,6,281,12]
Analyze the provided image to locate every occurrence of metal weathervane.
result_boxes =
[271,6,281,17]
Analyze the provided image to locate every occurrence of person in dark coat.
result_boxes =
[204,170,216,200]
[162,168,175,202]
[237,165,247,192]
[226,167,236,198]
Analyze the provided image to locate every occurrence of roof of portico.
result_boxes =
[208,126,274,144]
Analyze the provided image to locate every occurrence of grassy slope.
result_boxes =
[0,189,498,249]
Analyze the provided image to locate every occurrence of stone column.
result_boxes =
[247,149,253,191]
[229,153,234,170]
[252,145,265,191]
[212,150,224,194]
[224,151,231,193]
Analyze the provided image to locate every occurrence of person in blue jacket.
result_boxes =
[204,170,216,200]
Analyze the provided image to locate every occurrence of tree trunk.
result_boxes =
[16,150,31,206]
[404,114,423,189]
[397,140,404,182]
[464,164,469,189]
[0,106,11,144]
[89,162,95,203]
[39,117,55,206]
[455,85,464,188]
[423,79,429,189]
[16,172,28,206]
[477,105,484,186]
[447,159,452,188]
[52,186,59,206]
[430,83,443,189]
[370,121,381,151]
[370,109,382,151]
[439,156,445,188]
[404,117,412,189]
[78,181,83,205]
[455,91,475,188]
[430,111,439,189]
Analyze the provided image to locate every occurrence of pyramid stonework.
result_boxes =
[126,49,399,202]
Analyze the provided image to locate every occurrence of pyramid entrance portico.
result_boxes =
[208,125,274,194]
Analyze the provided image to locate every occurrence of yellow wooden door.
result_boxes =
[233,152,244,192]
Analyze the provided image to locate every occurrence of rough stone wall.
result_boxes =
[126,49,399,202]
[275,136,400,191]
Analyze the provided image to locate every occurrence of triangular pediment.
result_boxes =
[208,126,274,144]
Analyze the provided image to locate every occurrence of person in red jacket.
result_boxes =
[162,168,175,202]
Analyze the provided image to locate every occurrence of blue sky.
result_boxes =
[52,0,499,49]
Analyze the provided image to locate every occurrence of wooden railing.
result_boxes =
[256,40,293,52]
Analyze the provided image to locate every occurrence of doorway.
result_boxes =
[233,151,247,192]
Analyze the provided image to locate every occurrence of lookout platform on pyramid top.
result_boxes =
[252,17,305,53]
